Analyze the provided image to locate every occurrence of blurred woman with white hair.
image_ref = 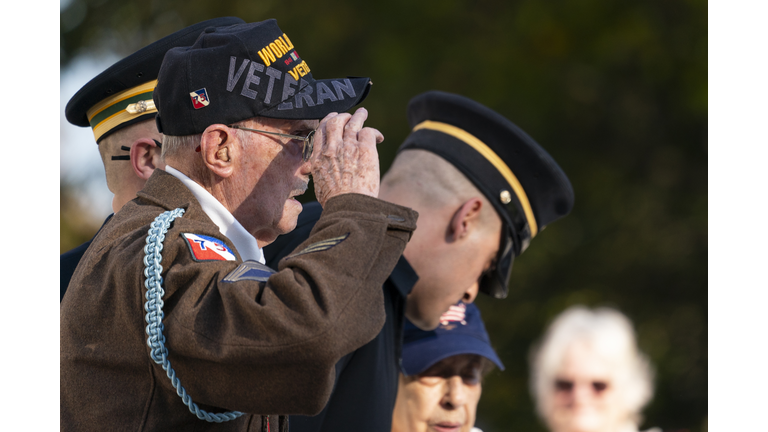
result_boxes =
[529,306,660,432]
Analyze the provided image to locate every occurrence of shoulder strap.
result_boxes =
[143,208,244,423]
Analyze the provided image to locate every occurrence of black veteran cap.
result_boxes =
[399,91,574,299]
[65,17,245,143]
[154,19,373,136]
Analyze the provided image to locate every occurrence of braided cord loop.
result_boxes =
[143,208,244,423]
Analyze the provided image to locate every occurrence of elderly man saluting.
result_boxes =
[60,19,418,432]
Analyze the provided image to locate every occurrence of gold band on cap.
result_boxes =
[86,80,158,142]
[413,120,538,237]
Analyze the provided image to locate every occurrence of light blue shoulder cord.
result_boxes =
[143,208,244,423]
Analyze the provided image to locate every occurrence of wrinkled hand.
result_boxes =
[311,107,384,206]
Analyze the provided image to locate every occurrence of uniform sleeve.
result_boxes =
[263,201,322,268]
[156,193,417,415]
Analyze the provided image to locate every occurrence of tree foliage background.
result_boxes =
[60,1,707,431]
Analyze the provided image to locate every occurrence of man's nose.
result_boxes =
[441,376,468,410]
[300,158,312,176]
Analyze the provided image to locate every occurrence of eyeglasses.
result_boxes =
[230,125,315,162]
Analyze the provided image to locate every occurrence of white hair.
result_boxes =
[161,119,254,161]
[161,133,202,160]
[529,306,654,427]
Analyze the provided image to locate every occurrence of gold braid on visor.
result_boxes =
[86,80,158,142]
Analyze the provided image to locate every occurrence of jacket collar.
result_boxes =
[389,256,419,297]
[137,169,264,263]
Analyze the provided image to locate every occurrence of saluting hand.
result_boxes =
[310,107,384,206]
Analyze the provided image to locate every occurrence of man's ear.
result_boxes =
[447,198,484,242]
[130,138,163,180]
[200,125,235,178]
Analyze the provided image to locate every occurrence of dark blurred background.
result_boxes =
[60,1,707,431]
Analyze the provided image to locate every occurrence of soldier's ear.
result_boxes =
[130,138,163,180]
[447,198,483,242]
[200,125,235,178]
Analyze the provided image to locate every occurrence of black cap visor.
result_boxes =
[479,198,534,299]
[479,227,515,299]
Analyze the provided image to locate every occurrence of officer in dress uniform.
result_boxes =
[264,90,575,432]
[60,17,245,301]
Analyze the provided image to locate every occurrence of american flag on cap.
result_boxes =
[440,302,467,326]
[401,302,505,375]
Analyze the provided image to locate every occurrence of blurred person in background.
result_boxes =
[392,302,504,432]
[60,17,245,300]
[529,306,660,432]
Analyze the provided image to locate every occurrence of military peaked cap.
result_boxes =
[65,17,245,143]
[399,90,574,299]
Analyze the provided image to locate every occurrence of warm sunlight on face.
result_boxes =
[392,354,484,432]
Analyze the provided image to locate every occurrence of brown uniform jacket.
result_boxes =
[60,169,418,431]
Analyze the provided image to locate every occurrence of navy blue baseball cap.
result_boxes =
[401,302,504,376]
[154,19,373,136]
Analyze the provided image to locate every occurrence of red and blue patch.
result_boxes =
[189,88,210,109]
[182,233,236,261]
[283,51,300,66]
